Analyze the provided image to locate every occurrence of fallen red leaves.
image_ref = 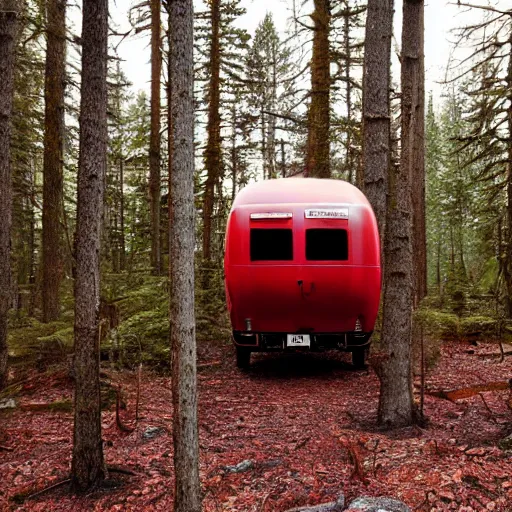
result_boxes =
[1,339,512,511]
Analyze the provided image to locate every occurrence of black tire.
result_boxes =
[236,347,251,369]
[351,347,366,368]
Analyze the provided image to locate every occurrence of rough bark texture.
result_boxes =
[411,2,426,304]
[505,36,512,318]
[305,0,331,178]
[169,0,201,510]
[377,0,419,429]
[362,0,393,238]
[119,157,126,271]
[202,0,221,262]
[71,0,108,491]
[150,0,162,275]
[42,0,66,323]
[0,1,18,390]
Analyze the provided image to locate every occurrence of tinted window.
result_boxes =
[250,229,293,261]
[306,229,348,261]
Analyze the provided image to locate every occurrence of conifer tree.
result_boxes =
[0,0,19,390]
[169,0,201,509]
[42,0,66,322]
[150,0,162,275]
[71,0,108,490]
[305,0,331,178]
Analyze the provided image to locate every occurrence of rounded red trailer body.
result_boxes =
[224,178,381,367]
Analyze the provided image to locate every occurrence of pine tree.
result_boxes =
[169,0,201,509]
[305,0,331,178]
[71,0,108,491]
[246,13,294,180]
[331,0,366,184]
[150,0,162,275]
[0,0,19,390]
[377,0,423,428]
[42,0,66,322]
[198,0,249,263]
[362,0,392,238]
[450,6,512,315]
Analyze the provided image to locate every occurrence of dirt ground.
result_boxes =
[2,339,512,511]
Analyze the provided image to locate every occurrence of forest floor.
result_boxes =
[2,338,512,511]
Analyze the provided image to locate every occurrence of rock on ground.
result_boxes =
[283,494,345,512]
[345,496,411,512]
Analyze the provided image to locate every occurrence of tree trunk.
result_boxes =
[260,108,267,179]
[305,0,331,178]
[377,0,421,429]
[150,0,162,275]
[231,102,237,202]
[505,35,512,318]
[203,0,221,262]
[362,0,393,239]
[344,9,354,185]
[42,0,66,323]
[169,1,201,510]
[411,3,426,304]
[119,157,126,271]
[71,0,108,491]
[0,0,18,390]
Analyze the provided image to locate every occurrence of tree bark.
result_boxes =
[362,0,393,238]
[150,0,162,275]
[71,0,108,491]
[305,0,331,178]
[203,0,221,262]
[42,0,66,323]
[0,0,18,390]
[119,157,126,271]
[505,35,512,317]
[411,2,426,304]
[169,0,201,510]
[377,0,420,429]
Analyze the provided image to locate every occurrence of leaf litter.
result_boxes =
[1,339,512,511]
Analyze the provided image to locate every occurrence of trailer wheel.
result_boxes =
[236,347,251,369]
[351,347,366,368]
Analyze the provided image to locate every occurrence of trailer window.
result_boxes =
[250,229,293,261]
[306,229,348,261]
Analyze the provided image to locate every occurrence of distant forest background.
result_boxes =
[3,0,512,366]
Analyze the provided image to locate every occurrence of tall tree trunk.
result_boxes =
[119,157,126,271]
[230,103,237,202]
[505,36,512,317]
[377,0,421,429]
[260,108,267,179]
[42,0,66,322]
[71,0,108,491]
[344,8,354,184]
[0,0,18,390]
[362,0,393,238]
[169,0,201,510]
[411,4,426,304]
[280,139,286,177]
[305,0,331,178]
[150,0,162,275]
[203,0,221,262]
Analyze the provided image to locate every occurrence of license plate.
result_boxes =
[287,334,311,348]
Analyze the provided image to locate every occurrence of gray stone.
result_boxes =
[224,459,254,473]
[143,426,163,439]
[283,494,345,512]
[346,496,411,512]
[0,398,16,409]
[498,434,512,451]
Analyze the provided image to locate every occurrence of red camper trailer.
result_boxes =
[224,178,381,368]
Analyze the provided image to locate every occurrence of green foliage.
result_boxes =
[8,319,70,360]
[459,316,498,338]
[414,308,459,340]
